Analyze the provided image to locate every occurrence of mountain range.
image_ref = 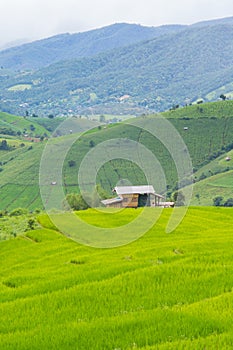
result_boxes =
[0,17,233,116]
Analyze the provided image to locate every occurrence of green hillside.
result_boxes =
[1,207,233,349]
[161,100,233,119]
[189,147,233,206]
[64,101,233,196]
[0,101,233,210]
[0,111,49,137]
[189,168,233,206]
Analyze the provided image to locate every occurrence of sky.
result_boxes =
[1,0,233,47]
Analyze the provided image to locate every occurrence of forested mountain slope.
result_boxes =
[1,20,233,116]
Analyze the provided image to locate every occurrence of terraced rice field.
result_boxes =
[0,207,233,349]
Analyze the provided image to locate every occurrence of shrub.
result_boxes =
[0,140,10,150]
[68,160,76,167]
[223,198,233,207]
[27,219,36,230]
[213,196,223,207]
[64,193,90,211]
[0,210,7,217]
[199,173,207,181]
[9,208,28,217]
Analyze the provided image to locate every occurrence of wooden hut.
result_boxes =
[101,185,164,208]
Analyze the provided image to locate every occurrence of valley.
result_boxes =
[0,16,233,350]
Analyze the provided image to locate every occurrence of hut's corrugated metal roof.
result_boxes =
[114,185,164,198]
[101,197,123,205]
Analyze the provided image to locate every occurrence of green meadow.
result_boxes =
[0,207,233,349]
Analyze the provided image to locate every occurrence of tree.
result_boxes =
[195,193,200,203]
[0,140,9,150]
[68,160,76,167]
[213,196,223,206]
[48,114,54,119]
[27,218,36,230]
[172,191,185,206]
[220,94,227,101]
[30,124,35,131]
[223,198,233,207]
[89,140,95,148]
[64,193,90,211]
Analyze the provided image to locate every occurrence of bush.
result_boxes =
[224,198,233,207]
[68,160,76,167]
[198,173,207,181]
[213,196,223,207]
[0,140,10,150]
[27,218,36,230]
[9,208,28,217]
[0,210,7,217]
[64,193,90,211]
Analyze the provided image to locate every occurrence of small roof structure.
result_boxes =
[101,197,123,206]
[114,185,164,198]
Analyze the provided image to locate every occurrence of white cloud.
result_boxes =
[1,0,233,46]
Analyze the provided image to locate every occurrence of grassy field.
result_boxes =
[0,207,233,349]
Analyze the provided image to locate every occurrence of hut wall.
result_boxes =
[121,194,139,208]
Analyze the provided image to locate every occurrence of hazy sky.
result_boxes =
[1,0,233,46]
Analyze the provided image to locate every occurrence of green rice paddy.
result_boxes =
[0,207,233,349]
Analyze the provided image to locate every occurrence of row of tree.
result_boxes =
[213,196,233,207]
